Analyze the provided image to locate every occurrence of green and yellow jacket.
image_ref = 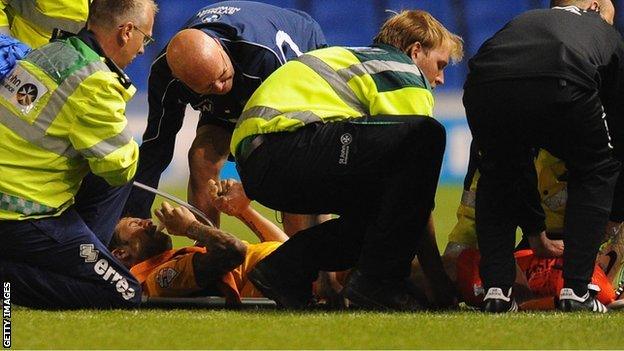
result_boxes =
[0,29,138,220]
[0,0,89,48]
[231,44,435,156]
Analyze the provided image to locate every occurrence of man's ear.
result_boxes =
[588,1,600,11]
[409,42,423,61]
[117,22,133,45]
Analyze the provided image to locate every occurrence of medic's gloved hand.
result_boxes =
[0,34,31,79]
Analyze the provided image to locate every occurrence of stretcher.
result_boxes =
[141,296,277,309]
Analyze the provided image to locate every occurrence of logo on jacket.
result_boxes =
[80,244,136,300]
[92,258,136,300]
[0,66,48,115]
[197,6,241,20]
[340,133,353,145]
[193,98,213,113]
[16,84,38,106]
[339,133,352,165]
[156,268,179,288]
[204,14,221,22]
[80,244,100,263]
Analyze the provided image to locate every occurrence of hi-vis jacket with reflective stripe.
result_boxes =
[0,0,89,48]
[230,44,435,155]
[0,33,138,220]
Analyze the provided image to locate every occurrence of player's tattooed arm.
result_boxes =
[186,221,247,286]
[155,201,247,285]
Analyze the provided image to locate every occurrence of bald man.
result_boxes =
[124,1,327,231]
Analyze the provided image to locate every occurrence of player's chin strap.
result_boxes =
[132,181,216,228]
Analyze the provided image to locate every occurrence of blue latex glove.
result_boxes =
[0,33,31,78]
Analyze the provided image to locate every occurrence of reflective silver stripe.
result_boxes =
[238,105,322,125]
[0,60,110,158]
[35,60,109,133]
[337,60,422,81]
[283,111,322,124]
[0,191,56,215]
[238,54,368,126]
[0,102,78,157]
[295,55,367,115]
[238,105,283,125]
[79,124,133,159]
[7,0,86,34]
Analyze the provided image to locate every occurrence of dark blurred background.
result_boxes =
[125,0,624,92]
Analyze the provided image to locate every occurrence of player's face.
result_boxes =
[115,218,172,262]
[193,38,235,95]
[413,43,451,89]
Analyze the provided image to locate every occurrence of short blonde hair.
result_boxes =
[89,0,159,30]
[374,10,464,63]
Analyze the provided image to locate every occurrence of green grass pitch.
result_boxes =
[9,185,624,349]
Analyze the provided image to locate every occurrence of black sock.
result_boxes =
[564,279,588,297]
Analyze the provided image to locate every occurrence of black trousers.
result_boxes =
[237,115,445,284]
[464,78,621,292]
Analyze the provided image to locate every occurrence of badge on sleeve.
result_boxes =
[0,65,48,115]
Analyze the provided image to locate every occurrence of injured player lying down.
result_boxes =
[109,179,447,309]
[108,195,288,305]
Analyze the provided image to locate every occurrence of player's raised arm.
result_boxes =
[208,179,289,243]
[155,202,247,282]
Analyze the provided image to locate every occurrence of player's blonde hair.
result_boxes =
[374,10,463,63]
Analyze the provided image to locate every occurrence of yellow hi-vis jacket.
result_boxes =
[0,0,89,48]
[0,34,138,220]
[231,44,435,156]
